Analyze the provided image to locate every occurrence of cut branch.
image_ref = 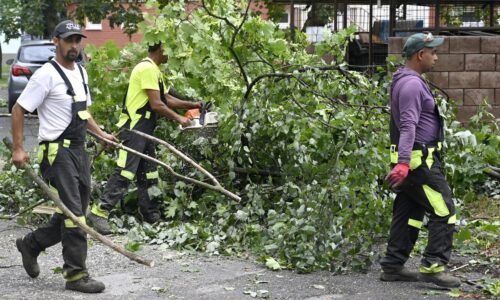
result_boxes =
[87,130,241,202]
[126,128,220,186]
[488,165,500,173]
[2,137,154,267]
[484,167,500,180]
[244,65,355,101]
[0,198,48,220]
[243,71,389,112]
[289,95,338,129]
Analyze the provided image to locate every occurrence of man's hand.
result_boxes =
[385,163,410,188]
[100,132,117,143]
[178,116,191,127]
[98,132,118,149]
[12,148,30,169]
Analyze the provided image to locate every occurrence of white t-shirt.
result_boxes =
[17,60,92,142]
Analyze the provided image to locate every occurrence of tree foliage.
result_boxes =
[0,0,158,42]
[0,0,498,273]
[84,0,395,272]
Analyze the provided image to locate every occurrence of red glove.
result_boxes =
[385,163,409,188]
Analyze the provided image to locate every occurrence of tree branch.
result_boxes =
[230,0,252,48]
[200,0,237,30]
[484,168,500,181]
[0,198,48,220]
[243,69,389,112]
[126,128,220,186]
[289,94,339,129]
[201,0,249,87]
[87,130,241,202]
[3,137,154,267]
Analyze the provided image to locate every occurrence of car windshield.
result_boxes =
[19,44,56,63]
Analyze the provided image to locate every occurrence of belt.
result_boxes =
[411,141,441,151]
[39,139,84,149]
[390,141,442,151]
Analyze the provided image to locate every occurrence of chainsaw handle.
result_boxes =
[199,101,212,126]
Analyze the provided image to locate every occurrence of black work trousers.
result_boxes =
[380,150,456,271]
[100,129,159,216]
[24,143,90,280]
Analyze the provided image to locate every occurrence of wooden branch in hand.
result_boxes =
[87,130,241,202]
[0,198,48,220]
[484,167,500,180]
[127,129,220,186]
[489,165,500,173]
[3,137,154,267]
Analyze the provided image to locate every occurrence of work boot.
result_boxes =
[65,276,105,293]
[419,272,461,288]
[380,267,419,282]
[16,237,40,278]
[87,212,112,235]
[140,210,161,224]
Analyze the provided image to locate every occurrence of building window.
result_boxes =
[85,19,102,31]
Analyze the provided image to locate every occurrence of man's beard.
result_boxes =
[65,50,79,62]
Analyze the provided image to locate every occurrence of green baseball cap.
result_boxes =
[403,33,444,58]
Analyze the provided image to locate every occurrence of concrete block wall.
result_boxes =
[389,36,500,124]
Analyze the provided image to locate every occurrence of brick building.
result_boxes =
[72,1,268,48]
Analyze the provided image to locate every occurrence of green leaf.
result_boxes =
[265,257,281,271]
[447,288,462,298]
[125,241,142,252]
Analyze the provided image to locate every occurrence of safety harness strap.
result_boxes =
[49,61,87,99]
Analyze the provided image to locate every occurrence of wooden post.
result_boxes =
[369,0,373,69]
[434,0,441,35]
[334,0,338,32]
[389,0,396,37]
[489,1,495,27]
[343,1,348,30]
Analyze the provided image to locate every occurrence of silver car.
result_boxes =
[6,40,86,112]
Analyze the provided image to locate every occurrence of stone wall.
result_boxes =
[389,36,500,124]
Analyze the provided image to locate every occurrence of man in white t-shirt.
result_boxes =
[11,20,115,294]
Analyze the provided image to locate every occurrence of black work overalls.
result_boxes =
[24,61,91,282]
[380,79,456,274]
[97,59,163,217]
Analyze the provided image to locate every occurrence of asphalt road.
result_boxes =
[0,219,477,300]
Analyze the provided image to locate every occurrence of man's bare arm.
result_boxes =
[11,103,29,168]
[165,93,202,110]
[146,89,191,126]
[87,113,117,142]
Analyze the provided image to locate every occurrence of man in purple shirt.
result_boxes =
[379,33,460,288]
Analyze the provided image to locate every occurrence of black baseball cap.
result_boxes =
[53,20,87,39]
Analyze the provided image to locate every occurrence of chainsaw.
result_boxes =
[180,102,218,131]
